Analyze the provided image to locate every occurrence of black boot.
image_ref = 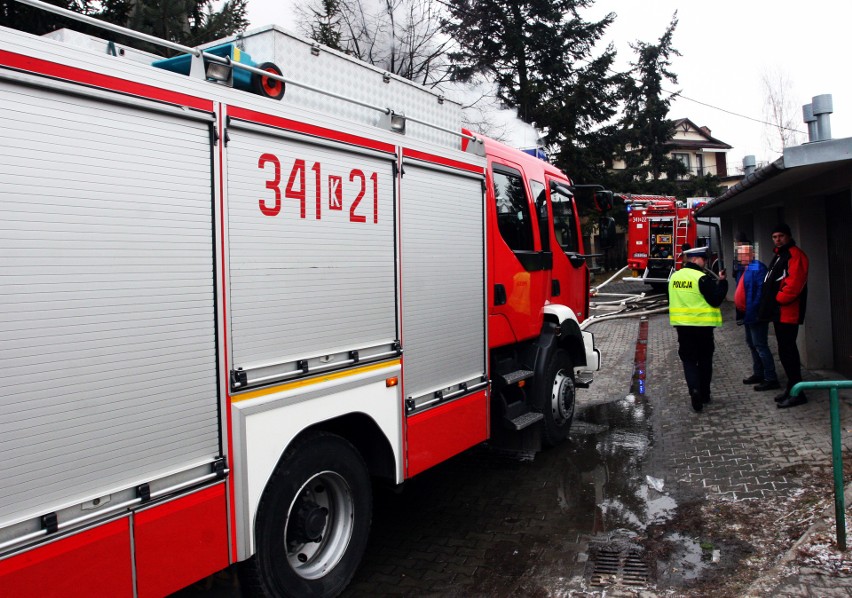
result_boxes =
[690,389,703,412]
[778,392,807,409]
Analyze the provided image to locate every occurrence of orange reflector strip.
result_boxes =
[518,380,526,388]
[386,376,399,387]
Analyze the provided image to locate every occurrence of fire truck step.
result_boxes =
[500,369,535,386]
[574,371,594,388]
[507,411,544,431]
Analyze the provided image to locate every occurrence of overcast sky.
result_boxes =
[246,0,851,174]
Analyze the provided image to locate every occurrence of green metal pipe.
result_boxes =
[790,380,852,551]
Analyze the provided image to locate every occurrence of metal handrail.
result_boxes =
[790,380,852,551]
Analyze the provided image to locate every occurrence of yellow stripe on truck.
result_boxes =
[231,359,402,403]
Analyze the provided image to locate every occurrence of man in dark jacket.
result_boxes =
[758,223,809,408]
[669,246,728,412]
[735,242,779,391]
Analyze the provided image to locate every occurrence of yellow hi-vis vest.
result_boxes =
[668,266,722,327]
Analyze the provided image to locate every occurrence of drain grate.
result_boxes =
[588,546,650,587]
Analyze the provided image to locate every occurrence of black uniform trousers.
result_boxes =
[774,321,802,393]
[675,326,715,401]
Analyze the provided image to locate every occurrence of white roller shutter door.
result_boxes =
[226,121,398,388]
[400,159,486,410]
[0,80,220,527]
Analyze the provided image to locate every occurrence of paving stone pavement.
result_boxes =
[586,279,852,596]
[644,305,839,501]
[180,278,851,597]
[339,283,852,598]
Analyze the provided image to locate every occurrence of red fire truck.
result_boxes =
[624,195,714,287]
[0,2,600,596]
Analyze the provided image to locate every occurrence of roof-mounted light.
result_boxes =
[380,111,406,134]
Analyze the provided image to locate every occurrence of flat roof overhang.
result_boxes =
[698,138,852,217]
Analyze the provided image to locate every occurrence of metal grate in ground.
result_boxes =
[587,544,651,587]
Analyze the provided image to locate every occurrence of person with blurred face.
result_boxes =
[735,241,779,391]
[757,224,809,408]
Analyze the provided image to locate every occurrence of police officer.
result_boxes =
[668,246,728,412]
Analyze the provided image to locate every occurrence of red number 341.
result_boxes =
[258,154,378,224]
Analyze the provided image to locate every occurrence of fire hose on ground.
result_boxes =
[581,264,724,330]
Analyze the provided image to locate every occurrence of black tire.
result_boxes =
[251,61,285,100]
[534,348,576,447]
[239,432,371,597]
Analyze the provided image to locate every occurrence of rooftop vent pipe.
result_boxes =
[812,94,833,141]
[802,104,818,142]
[743,155,756,176]
[803,94,833,142]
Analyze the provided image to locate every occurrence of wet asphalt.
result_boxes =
[176,278,852,597]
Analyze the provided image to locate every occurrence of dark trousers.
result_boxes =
[745,321,777,382]
[774,321,802,392]
[675,326,715,400]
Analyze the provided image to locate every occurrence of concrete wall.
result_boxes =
[789,199,832,370]
[720,194,834,370]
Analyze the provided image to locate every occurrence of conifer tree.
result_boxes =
[614,13,685,192]
[1,0,247,50]
[441,0,621,184]
[305,0,343,51]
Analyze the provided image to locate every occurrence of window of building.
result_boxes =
[672,153,691,179]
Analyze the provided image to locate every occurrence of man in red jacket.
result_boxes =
[758,223,809,408]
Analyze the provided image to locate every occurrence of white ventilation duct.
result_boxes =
[803,94,833,142]
[812,94,833,141]
[802,103,818,142]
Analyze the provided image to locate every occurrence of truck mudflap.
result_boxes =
[542,304,600,387]
[574,329,600,388]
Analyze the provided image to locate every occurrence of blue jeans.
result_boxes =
[745,321,777,382]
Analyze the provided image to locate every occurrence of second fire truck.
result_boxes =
[624,195,717,287]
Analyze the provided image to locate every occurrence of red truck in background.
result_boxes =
[624,195,716,288]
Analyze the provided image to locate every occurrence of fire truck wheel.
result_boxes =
[251,62,285,100]
[239,432,372,597]
[536,349,576,447]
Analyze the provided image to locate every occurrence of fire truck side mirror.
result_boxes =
[594,190,613,212]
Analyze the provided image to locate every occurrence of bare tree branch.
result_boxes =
[761,67,804,154]
[294,0,453,86]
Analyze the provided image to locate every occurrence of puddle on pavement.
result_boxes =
[565,316,716,591]
[178,318,714,596]
[630,317,649,396]
[653,532,715,582]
